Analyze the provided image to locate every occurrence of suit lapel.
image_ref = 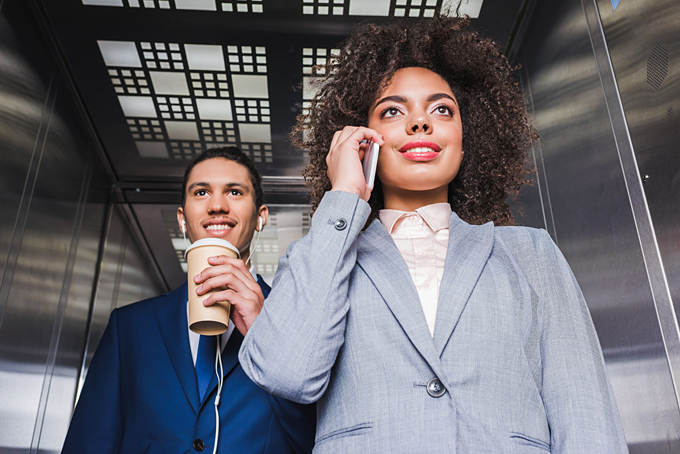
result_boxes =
[356,220,444,377]
[432,213,494,355]
[154,282,201,413]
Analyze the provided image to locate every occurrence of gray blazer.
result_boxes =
[240,191,628,453]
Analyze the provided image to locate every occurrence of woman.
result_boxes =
[239,15,628,453]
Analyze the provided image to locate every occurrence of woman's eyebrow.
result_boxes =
[373,95,408,109]
[427,93,458,106]
[373,93,458,110]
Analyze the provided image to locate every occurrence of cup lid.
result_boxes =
[184,238,240,259]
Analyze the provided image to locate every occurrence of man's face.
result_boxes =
[177,157,267,264]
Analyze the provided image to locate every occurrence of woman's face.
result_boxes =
[368,67,463,210]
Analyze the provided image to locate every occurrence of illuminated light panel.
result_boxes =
[101,40,272,160]
[174,0,216,10]
[98,40,142,67]
[135,141,169,158]
[85,0,264,11]
[165,121,200,140]
[302,77,323,101]
[184,44,226,71]
[442,0,484,18]
[149,71,190,95]
[118,96,157,117]
[302,0,345,15]
[239,124,271,143]
[231,75,268,98]
[348,0,390,16]
[196,99,233,121]
[82,0,123,5]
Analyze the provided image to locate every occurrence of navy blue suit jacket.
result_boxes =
[62,278,315,454]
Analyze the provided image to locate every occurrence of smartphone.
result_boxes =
[362,140,380,190]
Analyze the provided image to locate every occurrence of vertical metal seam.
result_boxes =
[521,64,550,232]
[581,0,680,411]
[30,151,94,454]
[75,199,114,403]
[0,70,57,331]
[524,65,558,243]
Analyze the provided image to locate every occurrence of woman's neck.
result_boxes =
[382,186,449,212]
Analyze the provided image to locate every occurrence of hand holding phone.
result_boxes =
[362,140,380,190]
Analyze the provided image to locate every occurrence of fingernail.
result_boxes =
[203,299,209,306]
[196,285,203,292]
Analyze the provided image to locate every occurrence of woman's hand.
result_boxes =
[193,255,264,336]
[327,126,384,202]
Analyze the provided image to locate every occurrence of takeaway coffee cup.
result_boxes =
[185,238,240,335]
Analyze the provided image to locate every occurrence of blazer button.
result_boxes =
[427,377,446,398]
[192,439,205,452]
[334,218,347,230]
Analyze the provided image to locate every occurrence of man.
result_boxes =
[62,147,315,453]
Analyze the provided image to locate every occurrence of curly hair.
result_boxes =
[293,14,535,226]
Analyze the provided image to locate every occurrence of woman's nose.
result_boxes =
[411,122,430,133]
[409,113,431,133]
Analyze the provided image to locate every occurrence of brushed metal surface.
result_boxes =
[595,0,680,419]
[583,0,680,450]
[76,204,162,400]
[513,0,680,449]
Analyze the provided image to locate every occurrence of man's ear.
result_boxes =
[177,207,186,233]
[257,206,269,231]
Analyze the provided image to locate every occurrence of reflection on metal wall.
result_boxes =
[77,205,162,397]
[594,5,680,449]
[0,1,161,452]
[0,3,106,452]
[512,0,680,451]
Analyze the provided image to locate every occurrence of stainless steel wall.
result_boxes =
[512,0,680,451]
[0,1,162,452]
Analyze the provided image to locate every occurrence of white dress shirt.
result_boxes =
[379,203,451,336]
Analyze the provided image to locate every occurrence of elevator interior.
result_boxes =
[0,0,679,452]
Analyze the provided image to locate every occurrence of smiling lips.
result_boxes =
[204,219,234,236]
[399,141,442,161]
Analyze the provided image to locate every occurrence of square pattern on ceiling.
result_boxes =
[82,0,264,14]
[82,0,484,18]
[99,40,273,162]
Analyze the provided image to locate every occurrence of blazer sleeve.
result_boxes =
[239,191,371,404]
[62,309,123,454]
[528,230,628,453]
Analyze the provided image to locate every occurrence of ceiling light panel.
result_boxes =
[302,0,440,18]
[82,0,264,13]
[442,0,483,18]
[98,40,272,162]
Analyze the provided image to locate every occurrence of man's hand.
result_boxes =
[193,255,264,336]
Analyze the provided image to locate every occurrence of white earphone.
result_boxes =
[181,219,186,233]
[245,217,264,267]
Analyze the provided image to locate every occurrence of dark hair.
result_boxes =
[182,146,264,209]
[293,14,535,226]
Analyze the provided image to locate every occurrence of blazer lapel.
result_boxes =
[154,282,201,413]
[356,220,444,377]
[432,213,495,355]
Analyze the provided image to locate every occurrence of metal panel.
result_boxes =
[0,80,95,454]
[76,204,162,399]
[0,2,112,453]
[512,0,680,450]
[594,0,680,435]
